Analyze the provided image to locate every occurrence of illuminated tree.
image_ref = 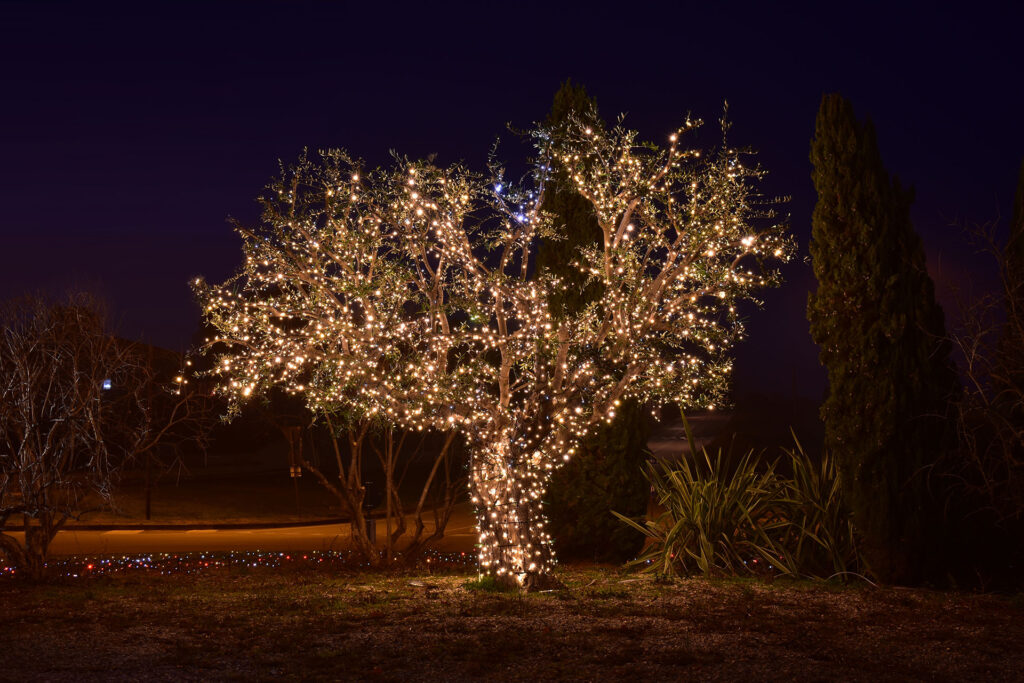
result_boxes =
[194,152,464,564]
[539,81,650,562]
[197,112,791,588]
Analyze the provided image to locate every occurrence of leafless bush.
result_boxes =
[246,390,464,566]
[0,295,211,579]
[948,222,1024,526]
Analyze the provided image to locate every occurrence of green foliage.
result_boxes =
[535,79,603,320]
[539,81,650,562]
[777,435,862,579]
[463,574,515,593]
[546,399,650,563]
[614,419,862,580]
[615,443,784,578]
[1002,158,1024,390]
[807,94,959,584]
[1008,159,1024,297]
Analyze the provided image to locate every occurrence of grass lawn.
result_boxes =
[2,565,1021,681]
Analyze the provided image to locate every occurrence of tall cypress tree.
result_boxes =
[535,79,603,318]
[993,159,1024,517]
[541,80,650,563]
[808,94,959,584]
[1001,159,1024,383]
[1009,160,1024,291]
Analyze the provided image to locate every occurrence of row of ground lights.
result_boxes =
[0,549,475,578]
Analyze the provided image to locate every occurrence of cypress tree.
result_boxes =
[992,158,1024,524]
[541,80,650,563]
[1009,159,1024,292]
[1001,159,1024,383]
[808,94,959,584]
[535,79,603,317]
[998,159,1024,572]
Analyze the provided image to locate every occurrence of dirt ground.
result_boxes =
[2,566,1021,681]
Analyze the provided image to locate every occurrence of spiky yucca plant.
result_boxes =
[615,418,862,580]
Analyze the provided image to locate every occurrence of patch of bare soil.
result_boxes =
[1,568,1021,681]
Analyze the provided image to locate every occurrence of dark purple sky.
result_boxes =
[2,2,1021,399]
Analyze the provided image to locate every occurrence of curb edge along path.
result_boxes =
[61,517,350,532]
[15,506,478,555]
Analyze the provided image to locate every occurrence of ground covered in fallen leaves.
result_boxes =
[2,565,1021,681]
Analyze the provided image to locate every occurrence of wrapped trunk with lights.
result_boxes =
[196,108,793,588]
[470,436,557,589]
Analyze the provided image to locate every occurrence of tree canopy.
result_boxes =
[197,110,791,587]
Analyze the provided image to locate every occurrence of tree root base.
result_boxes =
[495,571,567,592]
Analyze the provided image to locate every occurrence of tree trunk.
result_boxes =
[385,429,394,562]
[298,425,379,565]
[23,523,53,581]
[471,437,560,590]
[400,430,461,561]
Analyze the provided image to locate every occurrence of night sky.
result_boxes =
[2,2,1021,400]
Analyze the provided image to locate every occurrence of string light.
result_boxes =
[195,115,793,588]
[0,549,473,579]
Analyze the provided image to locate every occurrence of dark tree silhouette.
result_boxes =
[1000,159,1024,393]
[945,159,1024,588]
[808,94,960,584]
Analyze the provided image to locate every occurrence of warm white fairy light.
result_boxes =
[195,114,792,588]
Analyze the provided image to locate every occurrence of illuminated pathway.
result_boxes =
[36,505,478,556]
